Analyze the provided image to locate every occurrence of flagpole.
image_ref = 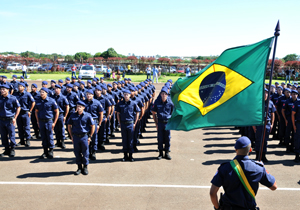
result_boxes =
[259,20,280,162]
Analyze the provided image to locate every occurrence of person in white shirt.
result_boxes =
[146,65,151,79]
[22,64,27,78]
[152,66,158,83]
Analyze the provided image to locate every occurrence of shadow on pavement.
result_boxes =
[203,132,240,136]
[202,159,231,165]
[202,137,237,141]
[17,171,74,179]
[30,157,74,163]
[204,143,235,148]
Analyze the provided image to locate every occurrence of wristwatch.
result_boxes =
[214,206,220,210]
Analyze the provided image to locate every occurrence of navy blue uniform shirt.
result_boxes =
[103,93,116,106]
[0,94,20,117]
[52,93,69,114]
[151,97,174,121]
[115,99,140,122]
[96,95,112,115]
[35,97,58,119]
[64,91,79,110]
[13,91,35,111]
[264,100,276,122]
[292,100,300,121]
[83,99,104,119]
[282,98,299,118]
[211,155,275,209]
[67,111,94,134]
[276,95,290,115]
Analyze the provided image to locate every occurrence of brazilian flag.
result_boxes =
[166,37,274,131]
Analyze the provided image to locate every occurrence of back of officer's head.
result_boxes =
[235,136,251,155]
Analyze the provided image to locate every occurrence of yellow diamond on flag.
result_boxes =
[178,64,253,116]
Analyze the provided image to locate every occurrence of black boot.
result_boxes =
[25,139,30,147]
[110,133,115,138]
[133,146,138,152]
[40,148,49,159]
[294,153,300,163]
[165,151,172,160]
[16,140,25,146]
[98,142,105,151]
[90,150,96,160]
[55,140,61,147]
[105,137,110,144]
[139,134,144,139]
[61,140,66,149]
[128,153,134,162]
[0,147,10,157]
[9,147,15,157]
[47,148,54,159]
[262,152,268,163]
[286,145,291,153]
[74,164,82,175]
[82,165,89,175]
[157,150,163,160]
[122,153,128,162]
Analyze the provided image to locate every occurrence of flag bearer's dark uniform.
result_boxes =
[67,101,94,175]
[0,84,20,157]
[211,136,276,210]
[151,87,174,160]
[30,84,40,139]
[14,82,35,147]
[292,99,300,162]
[35,87,59,159]
[116,89,140,162]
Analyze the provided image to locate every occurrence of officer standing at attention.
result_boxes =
[64,84,79,138]
[282,89,299,153]
[116,89,140,162]
[0,84,20,157]
[1,76,14,94]
[14,82,35,147]
[151,87,174,160]
[210,136,277,210]
[35,87,59,159]
[253,88,276,162]
[52,84,69,149]
[67,101,95,175]
[83,89,104,160]
[10,75,19,94]
[102,84,115,143]
[30,83,40,139]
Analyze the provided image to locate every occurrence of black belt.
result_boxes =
[121,121,134,124]
[39,118,52,122]
[158,119,169,123]
[93,118,99,123]
[20,110,29,114]
[73,133,87,137]
[0,117,14,121]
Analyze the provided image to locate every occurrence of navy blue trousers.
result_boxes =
[133,120,140,146]
[278,115,286,139]
[98,119,106,143]
[73,135,89,165]
[110,112,115,133]
[255,125,270,153]
[17,112,31,141]
[295,122,300,153]
[31,110,39,137]
[54,114,65,142]
[158,122,171,151]
[0,119,16,148]
[285,119,294,146]
[121,123,134,153]
[90,120,98,151]
[39,120,54,149]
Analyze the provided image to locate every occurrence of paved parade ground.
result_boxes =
[1,81,300,210]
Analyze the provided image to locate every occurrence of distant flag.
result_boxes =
[166,37,274,131]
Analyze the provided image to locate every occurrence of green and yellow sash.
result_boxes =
[230,159,256,199]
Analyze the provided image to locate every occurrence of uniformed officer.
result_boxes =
[210,136,277,210]
[116,89,140,162]
[129,86,144,151]
[70,76,76,85]
[92,78,97,88]
[64,84,79,139]
[73,82,85,100]
[10,75,19,94]
[102,84,115,143]
[35,87,59,159]
[19,76,28,89]
[14,82,35,147]
[253,88,276,162]
[52,84,69,149]
[94,85,111,150]
[67,101,95,175]
[1,76,14,94]
[107,83,119,137]
[77,76,82,87]
[275,88,291,146]
[58,79,66,95]
[151,87,174,160]
[48,80,56,95]
[79,81,86,100]
[63,77,71,87]
[0,84,20,157]
[270,86,283,139]
[86,80,94,91]
[137,84,149,139]
[292,95,300,162]
[83,89,104,160]
[30,83,40,139]
[282,89,299,153]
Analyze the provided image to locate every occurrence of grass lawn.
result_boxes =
[1,72,295,85]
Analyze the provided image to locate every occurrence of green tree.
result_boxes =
[196,56,204,60]
[94,52,102,57]
[74,52,92,62]
[283,53,299,62]
[65,55,74,62]
[101,48,119,59]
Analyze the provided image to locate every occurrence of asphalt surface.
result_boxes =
[1,80,300,210]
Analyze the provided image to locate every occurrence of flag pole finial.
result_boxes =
[275,20,280,36]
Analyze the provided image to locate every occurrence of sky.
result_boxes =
[1,0,299,59]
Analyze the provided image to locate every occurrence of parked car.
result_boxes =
[28,63,41,71]
[38,63,52,71]
[79,65,96,79]
[170,66,177,73]
[7,63,22,70]
[177,67,185,73]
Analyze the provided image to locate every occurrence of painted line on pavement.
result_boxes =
[0,181,299,191]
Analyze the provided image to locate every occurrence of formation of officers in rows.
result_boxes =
[0,75,174,175]
[240,81,300,163]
